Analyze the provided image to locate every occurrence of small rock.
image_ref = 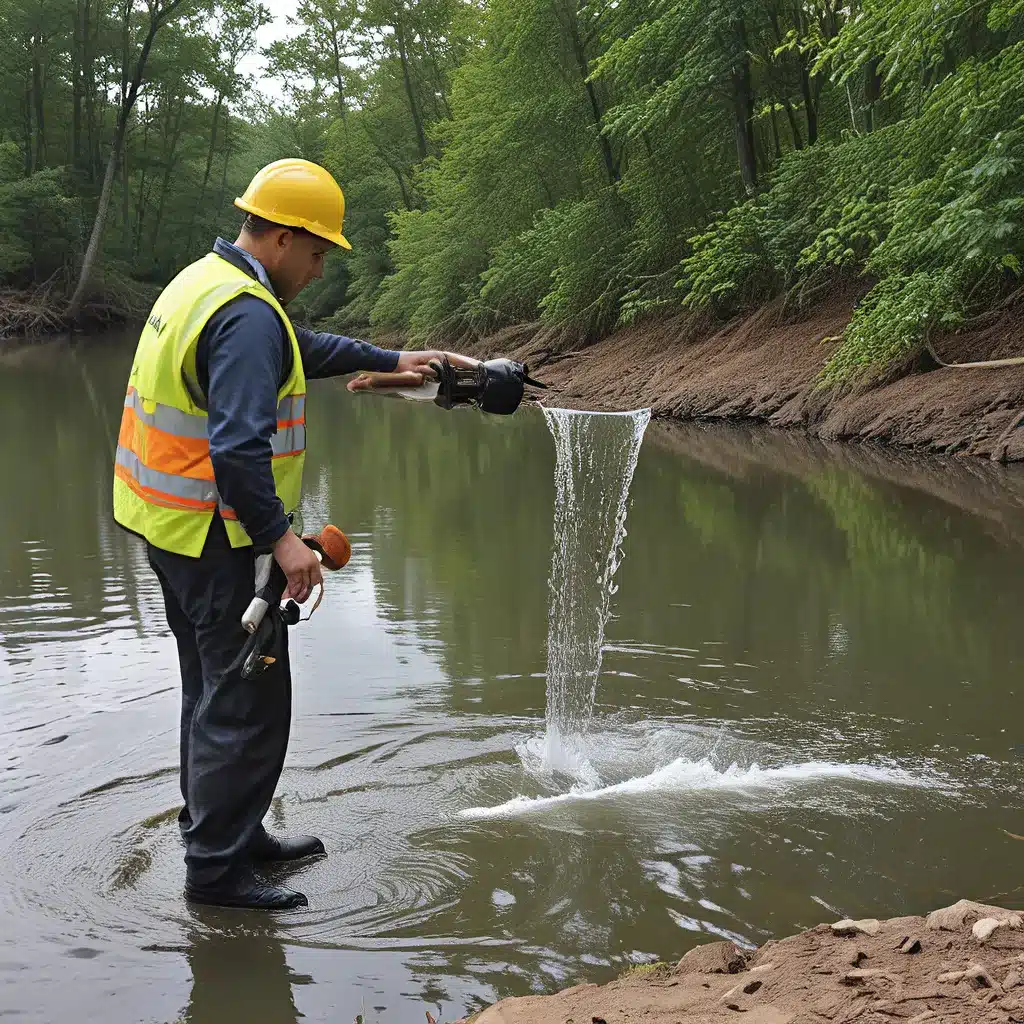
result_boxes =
[973,917,1008,943]
[831,918,881,937]
[849,950,869,967]
[926,899,1023,933]
[840,969,891,985]
[723,1003,744,1013]
[1004,969,1022,990]
[675,941,747,976]
[940,963,1004,992]
[967,963,1001,992]
[897,936,922,955]
[742,980,762,995]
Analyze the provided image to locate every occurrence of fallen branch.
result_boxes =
[926,342,1024,370]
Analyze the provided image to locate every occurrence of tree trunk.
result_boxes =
[391,161,413,211]
[72,1,83,170]
[800,67,818,146]
[133,99,151,257]
[419,34,452,119]
[150,95,185,250]
[329,20,348,122]
[568,18,618,184]
[732,59,758,191]
[121,145,130,248]
[68,120,123,316]
[782,98,803,150]
[68,0,184,320]
[395,13,428,159]
[31,38,46,169]
[186,91,223,254]
[864,56,882,133]
[22,69,33,175]
[769,103,782,159]
[85,0,99,182]
[216,124,232,211]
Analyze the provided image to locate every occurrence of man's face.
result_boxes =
[264,229,334,304]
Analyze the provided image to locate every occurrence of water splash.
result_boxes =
[459,757,936,820]
[540,407,651,775]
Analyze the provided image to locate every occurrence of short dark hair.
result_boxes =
[241,213,314,239]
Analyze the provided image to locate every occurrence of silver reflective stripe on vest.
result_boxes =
[277,394,305,423]
[115,446,218,504]
[271,424,306,456]
[124,389,208,439]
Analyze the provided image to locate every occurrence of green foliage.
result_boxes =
[0,162,81,282]
[1,0,1022,380]
[478,191,630,337]
[370,207,473,339]
[685,19,1024,383]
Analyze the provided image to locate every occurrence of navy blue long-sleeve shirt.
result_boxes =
[196,238,400,549]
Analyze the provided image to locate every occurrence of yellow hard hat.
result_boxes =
[235,158,351,249]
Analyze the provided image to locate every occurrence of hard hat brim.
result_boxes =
[234,197,352,250]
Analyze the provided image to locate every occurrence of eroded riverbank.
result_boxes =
[455,290,1024,462]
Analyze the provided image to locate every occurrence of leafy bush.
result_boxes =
[478,191,630,337]
[683,39,1024,382]
[0,154,81,285]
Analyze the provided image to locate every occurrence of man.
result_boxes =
[113,158,465,910]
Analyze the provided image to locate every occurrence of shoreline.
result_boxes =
[0,279,156,341]
[10,284,1024,465]
[455,899,1024,1023]
[454,289,1024,464]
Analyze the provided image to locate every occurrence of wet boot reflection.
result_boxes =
[179,909,308,1024]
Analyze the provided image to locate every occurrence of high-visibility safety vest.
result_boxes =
[112,252,306,558]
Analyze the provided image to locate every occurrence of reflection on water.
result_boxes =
[2,335,1024,1022]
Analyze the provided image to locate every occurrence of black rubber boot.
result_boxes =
[250,830,326,863]
[185,866,308,910]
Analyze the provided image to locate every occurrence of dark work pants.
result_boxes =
[146,515,292,886]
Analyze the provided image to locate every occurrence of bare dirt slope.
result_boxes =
[466,293,1024,462]
[457,901,1024,1024]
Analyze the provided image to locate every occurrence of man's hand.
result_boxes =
[273,530,322,604]
[347,350,481,393]
[395,350,479,375]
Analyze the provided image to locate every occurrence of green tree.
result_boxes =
[67,0,200,317]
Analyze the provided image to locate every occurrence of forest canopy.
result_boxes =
[2,0,1022,378]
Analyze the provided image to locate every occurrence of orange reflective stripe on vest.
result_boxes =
[119,387,215,483]
[115,386,306,517]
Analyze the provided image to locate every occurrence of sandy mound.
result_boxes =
[456,901,1024,1023]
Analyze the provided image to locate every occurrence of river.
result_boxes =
[2,334,1024,1023]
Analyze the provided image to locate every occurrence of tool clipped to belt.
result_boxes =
[238,525,352,679]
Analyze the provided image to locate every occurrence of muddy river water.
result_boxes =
[2,335,1024,1022]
